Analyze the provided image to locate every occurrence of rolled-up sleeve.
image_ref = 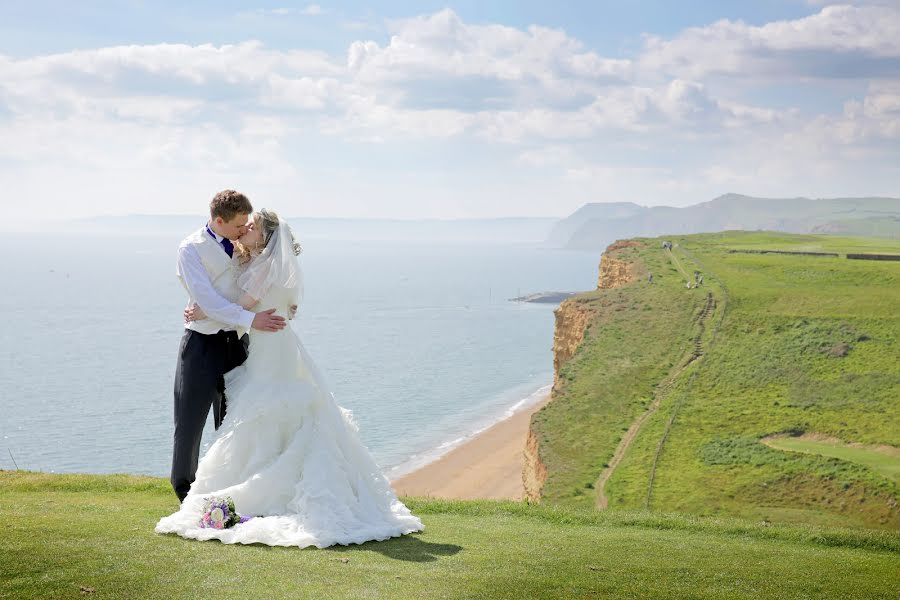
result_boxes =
[177,245,255,330]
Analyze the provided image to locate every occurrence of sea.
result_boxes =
[0,231,600,480]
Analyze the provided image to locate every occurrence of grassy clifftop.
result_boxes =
[532,231,899,530]
[2,470,899,599]
[4,231,900,598]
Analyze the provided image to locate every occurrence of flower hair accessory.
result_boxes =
[198,495,252,529]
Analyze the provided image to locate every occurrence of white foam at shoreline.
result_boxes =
[386,382,552,480]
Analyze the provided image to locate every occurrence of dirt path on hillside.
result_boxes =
[595,290,716,510]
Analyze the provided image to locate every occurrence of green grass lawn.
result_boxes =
[2,471,899,599]
[536,231,900,530]
[763,436,900,483]
[532,240,705,509]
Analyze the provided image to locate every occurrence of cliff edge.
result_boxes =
[523,239,642,502]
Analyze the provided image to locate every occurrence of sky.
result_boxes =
[1,1,898,221]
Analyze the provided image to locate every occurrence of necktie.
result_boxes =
[221,237,234,258]
[207,225,234,258]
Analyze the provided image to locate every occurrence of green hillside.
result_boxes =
[532,231,900,530]
[4,231,900,598]
[2,471,899,599]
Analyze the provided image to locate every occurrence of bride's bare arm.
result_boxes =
[239,293,260,310]
[239,294,297,318]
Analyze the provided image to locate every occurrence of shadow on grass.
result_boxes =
[163,531,463,563]
[324,533,462,563]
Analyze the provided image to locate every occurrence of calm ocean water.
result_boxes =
[0,231,599,480]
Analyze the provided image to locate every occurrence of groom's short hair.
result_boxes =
[210,190,253,222]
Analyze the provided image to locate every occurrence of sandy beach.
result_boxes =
[389,392,552,500]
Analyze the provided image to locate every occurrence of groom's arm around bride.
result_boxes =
[169,189,285,503]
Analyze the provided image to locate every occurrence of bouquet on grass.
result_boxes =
[198,495,253,529]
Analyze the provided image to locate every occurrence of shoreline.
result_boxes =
[9,386,554,486]
[389,391,552,500]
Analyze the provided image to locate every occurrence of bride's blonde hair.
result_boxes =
[234,209,302,265]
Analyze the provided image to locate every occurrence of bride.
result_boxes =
[154,208,424,547]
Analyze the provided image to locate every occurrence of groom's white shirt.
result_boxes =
[176,223,255,337]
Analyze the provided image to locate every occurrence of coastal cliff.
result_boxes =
[555,239,643,387]
[523,427,547,503]
[523,240,641,502]
[550,301,596,390]
[522,231,899,528]
[597,239,642,288]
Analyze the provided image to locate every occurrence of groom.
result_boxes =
[170,189,287,502]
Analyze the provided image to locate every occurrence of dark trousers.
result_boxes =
[170,328,249,502]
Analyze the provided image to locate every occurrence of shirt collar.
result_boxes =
[206,222,225,243]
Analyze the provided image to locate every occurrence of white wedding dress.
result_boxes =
[155,222,424,547]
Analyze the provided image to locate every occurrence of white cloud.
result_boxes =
[0,12,790,147]
[802,82,900,145]
[322,94,476,140]
[806,1,897,6]
[237,6,323,18]
[0,41,342,90]
[348,8,631,110]
[640,4,900,80]
[264,75,343,110]
[517,145,577,167]
[0,7,897,218]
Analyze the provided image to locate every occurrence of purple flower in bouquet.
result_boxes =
[197,495,245,529]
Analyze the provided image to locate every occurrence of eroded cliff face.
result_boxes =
[597,239,642,289]
[556,239,642,390]
[551,300,595,389]
[523,239,642,503]
[523,426,547,503]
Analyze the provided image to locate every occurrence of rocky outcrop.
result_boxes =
[523,239,643,503]
[509,291,579,303]
[597,239,642,289]
[524,299,595,503]
[523,425,547,503]
[554,240,641,388]
[552,300,595,389]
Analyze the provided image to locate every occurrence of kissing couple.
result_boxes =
[154,189,424,547]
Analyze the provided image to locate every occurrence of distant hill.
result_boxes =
[543,202,644,247]
[63,215,559,244]
[555,194,900,250]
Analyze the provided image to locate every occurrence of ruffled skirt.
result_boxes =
[154,326,425,547]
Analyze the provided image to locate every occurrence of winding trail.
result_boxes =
[594,247,717,510]
[643,291,715,509]
[666,246,693,281]
[593,364,681,509]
